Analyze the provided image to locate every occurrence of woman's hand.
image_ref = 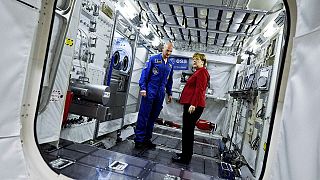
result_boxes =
[188,105,196,114]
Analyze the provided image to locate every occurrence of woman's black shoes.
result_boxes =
[171,155,191,164]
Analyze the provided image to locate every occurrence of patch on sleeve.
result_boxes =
[152,67,159,75]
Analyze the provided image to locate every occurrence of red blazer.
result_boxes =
[179,67,209,107]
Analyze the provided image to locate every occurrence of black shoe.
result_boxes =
[135,142,145,149]
[171,156,190,164]
[144,140,156,149]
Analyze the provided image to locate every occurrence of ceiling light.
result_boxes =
[152,36,160,47]
[140,23,150,36]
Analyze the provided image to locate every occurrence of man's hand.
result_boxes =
[188,105,196,114]
[140,90,147,97]
[167,95,172,103]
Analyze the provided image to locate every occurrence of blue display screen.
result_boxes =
[169,56,189,70]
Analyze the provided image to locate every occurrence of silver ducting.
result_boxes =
[70,82,111,105]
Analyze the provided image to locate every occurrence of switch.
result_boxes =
[93,4,99,16]
[90,36,97,47]
[89,19,96,32]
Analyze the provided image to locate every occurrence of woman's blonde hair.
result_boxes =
[193,53,207,67]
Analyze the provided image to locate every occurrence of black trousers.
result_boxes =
[181,104,204,160]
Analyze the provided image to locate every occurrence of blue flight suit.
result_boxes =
[135,53,174,143]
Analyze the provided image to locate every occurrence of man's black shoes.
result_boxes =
[144,140,156,149]
[134,142,145,149]
[134,141,156,149]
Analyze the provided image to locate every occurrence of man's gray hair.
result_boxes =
[154,40,173,51]
[159,40,174,50]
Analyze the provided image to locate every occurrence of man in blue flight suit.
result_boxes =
[134,41,174,149]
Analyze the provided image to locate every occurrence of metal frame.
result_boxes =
[137,0,268,14]
[114,11,159,129]
[117,10,157,47]
[145,11,261,26]
[149,21,249,36]
[38,0,76,113]
[136,0,283,55]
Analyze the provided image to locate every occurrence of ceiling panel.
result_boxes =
[208,20,217,30]
[219,22,230,31]
[136,0,274,55]
[183,6,194,16]
[165,16,176,24]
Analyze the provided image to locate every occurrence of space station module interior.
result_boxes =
[1,0,291,179]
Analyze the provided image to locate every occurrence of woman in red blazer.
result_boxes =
[172,53,210,164]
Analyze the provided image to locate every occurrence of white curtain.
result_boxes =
[271,29,320,180]
[295,0,320,36]
[0,1,39,179]
[271,0,320,179]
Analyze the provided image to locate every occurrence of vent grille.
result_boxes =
[256,36,264,44]
[274,12,285,26]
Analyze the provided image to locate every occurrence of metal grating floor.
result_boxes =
[39,126,247,179]
[40,140,220,179]
[110,126,221,177]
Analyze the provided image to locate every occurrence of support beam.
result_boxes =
[223,11,235,47]
[214,10,223,45]
[194,7,200,43]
